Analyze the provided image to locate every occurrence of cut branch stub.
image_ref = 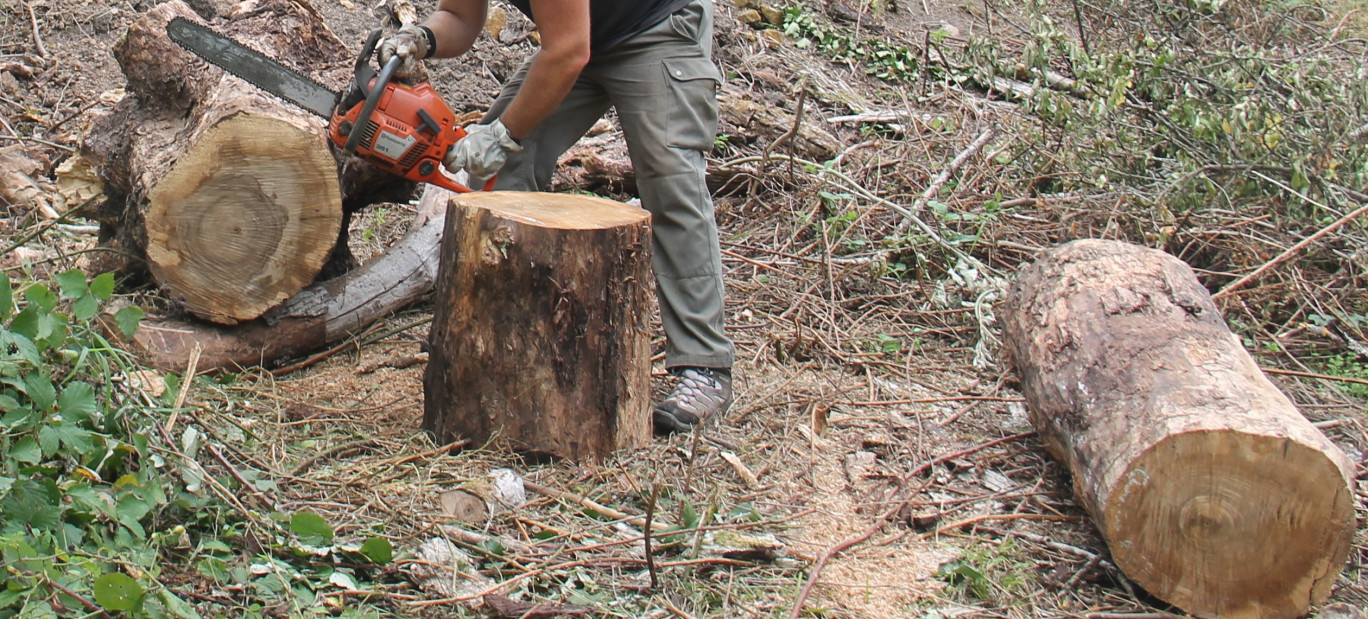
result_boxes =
[1002,239,1354,619]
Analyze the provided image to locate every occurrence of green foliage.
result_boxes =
[959,0,1368,211]
[935,540,1027,604]
[0,271,396,617]
[782,8,920,81]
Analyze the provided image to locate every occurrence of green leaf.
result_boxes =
[0,330,40,365]
[10,436,41,464]
[359,536,393,564]
[90,273,116,301]
[0,272,12,322]
[55,269,88,300]
[681,499,699,530]
[24,283,56,313]
[73,294,99,321]
[114,305,144,339]
[156,589,201,619]
[93,573,145,612]
[9,306,38,340]
[1,479,61,528]
[290,511,334,546]
[0,476,13,499]
[58,381,97,424]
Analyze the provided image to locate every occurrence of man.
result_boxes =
[380,0,735,432]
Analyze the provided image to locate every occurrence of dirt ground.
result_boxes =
[4,0,1368,617]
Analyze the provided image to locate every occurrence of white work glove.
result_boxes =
[444,119,524,186]
[377,24,433,76]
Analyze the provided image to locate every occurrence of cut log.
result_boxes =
[1002,239,1354,619]
[106,184,452,372]
[423,191,653,462]
[80,0,412,324]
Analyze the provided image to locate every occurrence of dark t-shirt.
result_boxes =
[507,0,694,55]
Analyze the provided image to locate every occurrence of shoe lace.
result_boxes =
[667,368,723,408]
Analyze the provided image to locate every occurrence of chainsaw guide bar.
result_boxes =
[167,17,340,119]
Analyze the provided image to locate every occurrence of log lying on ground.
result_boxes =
[424,192,653,462]
[1002,239,1354,619]
[81,0,410,324]
[107,185,452,372]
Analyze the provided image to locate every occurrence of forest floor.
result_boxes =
[3,0,1368,617]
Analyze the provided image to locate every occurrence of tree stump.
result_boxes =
[80,0,411,324]
[1002,239,1355,619]
[423,191,653,462]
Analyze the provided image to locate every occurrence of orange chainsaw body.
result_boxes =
[328,80,483,193]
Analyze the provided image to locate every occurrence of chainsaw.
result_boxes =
[167,17,491,194]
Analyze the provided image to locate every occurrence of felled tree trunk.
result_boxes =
[108,184,452,372]
[81,0,411,324]
[1002,239,1354,619]
[423,192,653,462]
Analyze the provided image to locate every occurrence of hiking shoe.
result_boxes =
[654,367,733,433]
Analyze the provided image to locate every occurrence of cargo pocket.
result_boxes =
[663,57,721,152]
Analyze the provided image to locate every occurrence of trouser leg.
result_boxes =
[589,0,734,370]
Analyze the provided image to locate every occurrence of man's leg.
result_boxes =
[589,0,735,429]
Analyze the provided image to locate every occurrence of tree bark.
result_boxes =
[81,0,412,324]
[423,191,653,462]
[1002,239,1355,619]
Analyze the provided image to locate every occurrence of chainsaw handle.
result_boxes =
[343,53,401,155]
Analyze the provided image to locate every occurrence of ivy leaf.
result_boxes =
[114,305,144,339]
[290,511,335,546]
[359,536,393,564]
[93,572,145,612]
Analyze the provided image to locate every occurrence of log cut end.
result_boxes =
[145,114,342,324]
[1105,430,1355,618]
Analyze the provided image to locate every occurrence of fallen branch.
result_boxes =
[523,480,672,532]
[895,126,996,235]
[1213,198,1368,300]
[23,0,47,58]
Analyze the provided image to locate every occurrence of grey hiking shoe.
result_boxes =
[654,367,733,433]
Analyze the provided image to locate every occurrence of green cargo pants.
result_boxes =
[481,0,734,371]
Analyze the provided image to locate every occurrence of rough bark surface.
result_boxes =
[81,0,411,323]
[1002,239,1355,619]
[423,191,653,462]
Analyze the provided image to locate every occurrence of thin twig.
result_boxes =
[23,0,48,58]
[643,483,660,590]
[896,126,996,235]
[1213,199,1368,300]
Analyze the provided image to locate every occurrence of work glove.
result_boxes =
[444,119,523,186]
[377,24,432,77]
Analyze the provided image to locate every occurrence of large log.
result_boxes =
[107,184,453,372]
[423,192,653,462]
[1002,239,1354,619]
[81,0,411,324]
